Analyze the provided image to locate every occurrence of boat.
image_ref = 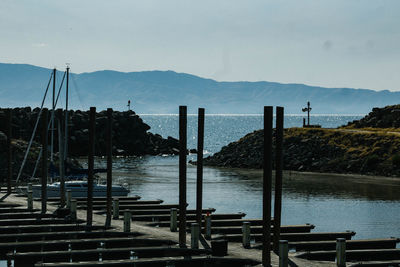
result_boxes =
[32,180,130,198]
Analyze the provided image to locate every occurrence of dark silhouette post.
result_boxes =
[105,108,113,228]
[302,101,312,126]
[273,106,284,252]
[41,108,48,213]
[263,106,273,266]
[179,105,187,248]
[6,109,12,194]
[196,108,205,225]
[57,109,66,207]
[87,107,96,227]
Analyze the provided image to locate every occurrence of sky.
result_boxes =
[0,0,399,91]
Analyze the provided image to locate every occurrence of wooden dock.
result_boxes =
[1,192,399,267]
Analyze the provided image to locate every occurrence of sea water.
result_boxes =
[93,114,399,242]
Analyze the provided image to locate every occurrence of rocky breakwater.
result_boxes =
[0,107,180,157]
[203,127,400,177]
[346,104,400,128]
[0,107,180,180]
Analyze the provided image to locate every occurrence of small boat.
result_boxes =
[32,180,130,198]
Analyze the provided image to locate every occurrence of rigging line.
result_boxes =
[70,74,86,110]
[54,71,67,108]
[15,71,53,185]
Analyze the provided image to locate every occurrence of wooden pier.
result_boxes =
[1,105,400,267]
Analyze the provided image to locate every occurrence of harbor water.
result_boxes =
[90,114,400,241]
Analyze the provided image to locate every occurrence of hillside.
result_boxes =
[1,63,400,114]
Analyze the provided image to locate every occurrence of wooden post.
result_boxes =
[196,108,205,226]
[70,199,77,220]
[191,223,200,249]
[5,109,12,194]
[57,109,66,207]
[105,108,113,228]
[124,211,131,232]
[242,222,251,248]
[87,107,95,227]
[27,190,33,210]
[113,198,119,219]
[66,190,72,209]
[273,106,284,252]
[170,208,177,232]
[28,183,32,192]
[263,106,273,266]
[178,106,187,248]
[41,108,48,213]
[204,214,212,240]
[336,238,346,267]
[279,240,288,267]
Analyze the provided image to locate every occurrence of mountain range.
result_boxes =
[0,63,399,114]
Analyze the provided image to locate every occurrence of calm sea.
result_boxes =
[94,114,400,243]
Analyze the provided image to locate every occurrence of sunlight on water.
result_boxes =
[139,114,363,154]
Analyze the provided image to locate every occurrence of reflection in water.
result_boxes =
[91,156,400,241]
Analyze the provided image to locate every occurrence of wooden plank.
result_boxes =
[148,218,267,227]
[37,196,141,202]
[0,224,106,234]
[0,237,176,257]
[204,224,315,235]
[115,208,215,216]
[214,231,356,242]
[0,231,141,243]
[132,213,246,222]
[34,256,258,267]
[0,218,85,226]
[0,212,55,220]
[0,208,40,213]
[291,238,400,252]
[348,260,400,267]
[10,247,211,266]
[296,248,400,261]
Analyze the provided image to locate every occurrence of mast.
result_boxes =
[64,65,69,160]
[51,68,56,166]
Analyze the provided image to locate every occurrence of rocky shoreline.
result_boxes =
[203,127,400,177]
[203,105,400,177]
[0,107,180,180]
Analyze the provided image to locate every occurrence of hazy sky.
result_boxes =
[1,0,399,91]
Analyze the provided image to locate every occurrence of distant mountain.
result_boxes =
[0,63,399,114]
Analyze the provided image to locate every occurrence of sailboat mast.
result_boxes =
[51,68,56,164]
[64,66,69,160]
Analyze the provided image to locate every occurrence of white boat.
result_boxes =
[32,180,130,198]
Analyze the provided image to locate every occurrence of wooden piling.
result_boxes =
[170,208,177,232]
[205,214,212,240]
[70,199,77,220]
[113,198,119,219]
[336,238,346,267]
[87,107,96,227]
[242,222,251,248]
[273,106,284,252]
[66,190,72,209]
[179,105,187,248]
[27,190,33,210]
[191,223,200,249]
[105,108,113,228]
[279,240,288,267]
[6,109,12,194]
[41,108,48,213]
[196,108,205,226]
[57,109,66,207]
[263,106,273,266]
[123,211,131,232]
